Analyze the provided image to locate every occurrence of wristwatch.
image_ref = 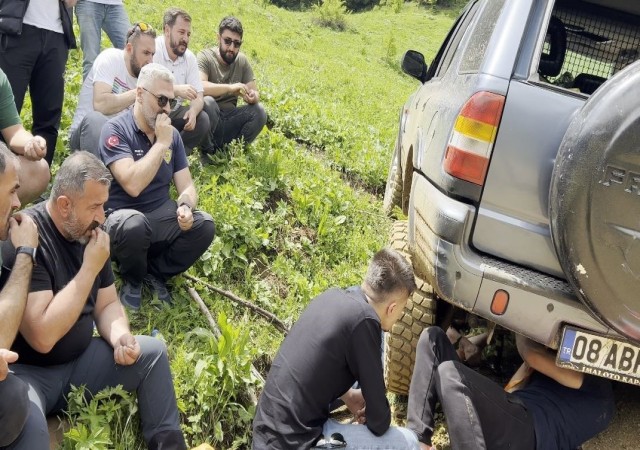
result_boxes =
[179,202,192,211]
[16,246,37,265]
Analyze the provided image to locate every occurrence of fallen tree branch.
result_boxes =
[187,287,264,405]
[184,274,289,335]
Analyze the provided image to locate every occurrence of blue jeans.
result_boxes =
[321,419,419,450]
[75,0,130,79]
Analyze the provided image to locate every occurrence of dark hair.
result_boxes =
[50,151,112,200]
[0,141,15,174]
[364,248,416,303]
[126,22,157,44]
[219,16,243,38]
[163,7,191,29]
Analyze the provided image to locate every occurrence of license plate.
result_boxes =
[557,326,640,386]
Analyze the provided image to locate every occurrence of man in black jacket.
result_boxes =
[252,248,420,449]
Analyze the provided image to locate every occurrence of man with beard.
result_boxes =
[1,151,188,450]
[197,16,267,159]
[98,63,214,309]
[69,22,157,157]
[0,143,39,448]
[154,8,215,156]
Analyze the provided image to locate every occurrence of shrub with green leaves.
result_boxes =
[313,0,350,30]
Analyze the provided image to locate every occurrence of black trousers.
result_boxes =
[407,327,536,450]
[104,198,215,284]
[0,24,69,165]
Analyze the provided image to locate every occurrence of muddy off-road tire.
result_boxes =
[385,221,437,395]
[383,149,403,217]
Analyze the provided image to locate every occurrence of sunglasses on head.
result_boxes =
[222,37,242,48]
[142,87,177,109]
[127,22,154,40]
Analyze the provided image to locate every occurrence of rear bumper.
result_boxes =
[408,173,611,348]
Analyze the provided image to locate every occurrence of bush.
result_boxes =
[313,0,350,31]
[269,0,380,11]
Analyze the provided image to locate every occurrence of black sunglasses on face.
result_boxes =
[142,87,177,109]
[222,37,242,48]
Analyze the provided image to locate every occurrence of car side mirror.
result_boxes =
[401,50,429,83]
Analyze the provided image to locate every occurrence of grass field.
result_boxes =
[23,0,459,447]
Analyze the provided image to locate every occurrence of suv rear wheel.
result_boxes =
[385,220,437,394]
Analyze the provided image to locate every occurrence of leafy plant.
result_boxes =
[172,313,259,448]
[62,385,143,450]
[313,0,350,31]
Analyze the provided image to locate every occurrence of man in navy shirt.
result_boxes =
[99,63,214,309]
[407,327,615,450]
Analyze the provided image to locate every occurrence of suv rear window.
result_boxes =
[537,0,640,95]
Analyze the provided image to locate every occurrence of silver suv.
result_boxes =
[384,0,640,394]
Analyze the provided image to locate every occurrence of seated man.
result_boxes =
[154,8,216,155]
[252,248,420,450]
[4,151,187,450]
[0,68,50,204]
[69,22,156,156]
[198,16,267,159]
[0,142,39,447]
[407,327,615,450]
[99,63,215,309]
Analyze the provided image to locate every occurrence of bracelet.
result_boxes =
[179,202,192,211]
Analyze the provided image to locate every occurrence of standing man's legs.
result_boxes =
[75,0,106,80]
[102,3,130,50]
[28,30,68,165]
[0,27,38,113]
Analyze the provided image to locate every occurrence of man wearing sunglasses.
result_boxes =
[98,63,214,309]
[154,8,215,156]
[70,22,156,158]
[253,248,420,449]
[197,16,267,160]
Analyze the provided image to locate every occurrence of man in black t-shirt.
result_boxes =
[252,248,420,449]
[0,142,39,447]
[407,327,615,450]
[3,152,187,450]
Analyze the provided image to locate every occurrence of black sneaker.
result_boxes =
[120,281,142,310]
[144,274,172,304]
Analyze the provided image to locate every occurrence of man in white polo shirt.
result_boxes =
[153,8,214,155]
[69,22,156,156]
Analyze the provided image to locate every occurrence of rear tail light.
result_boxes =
[443,91,505,185]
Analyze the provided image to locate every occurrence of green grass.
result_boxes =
[20,0,458,447]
